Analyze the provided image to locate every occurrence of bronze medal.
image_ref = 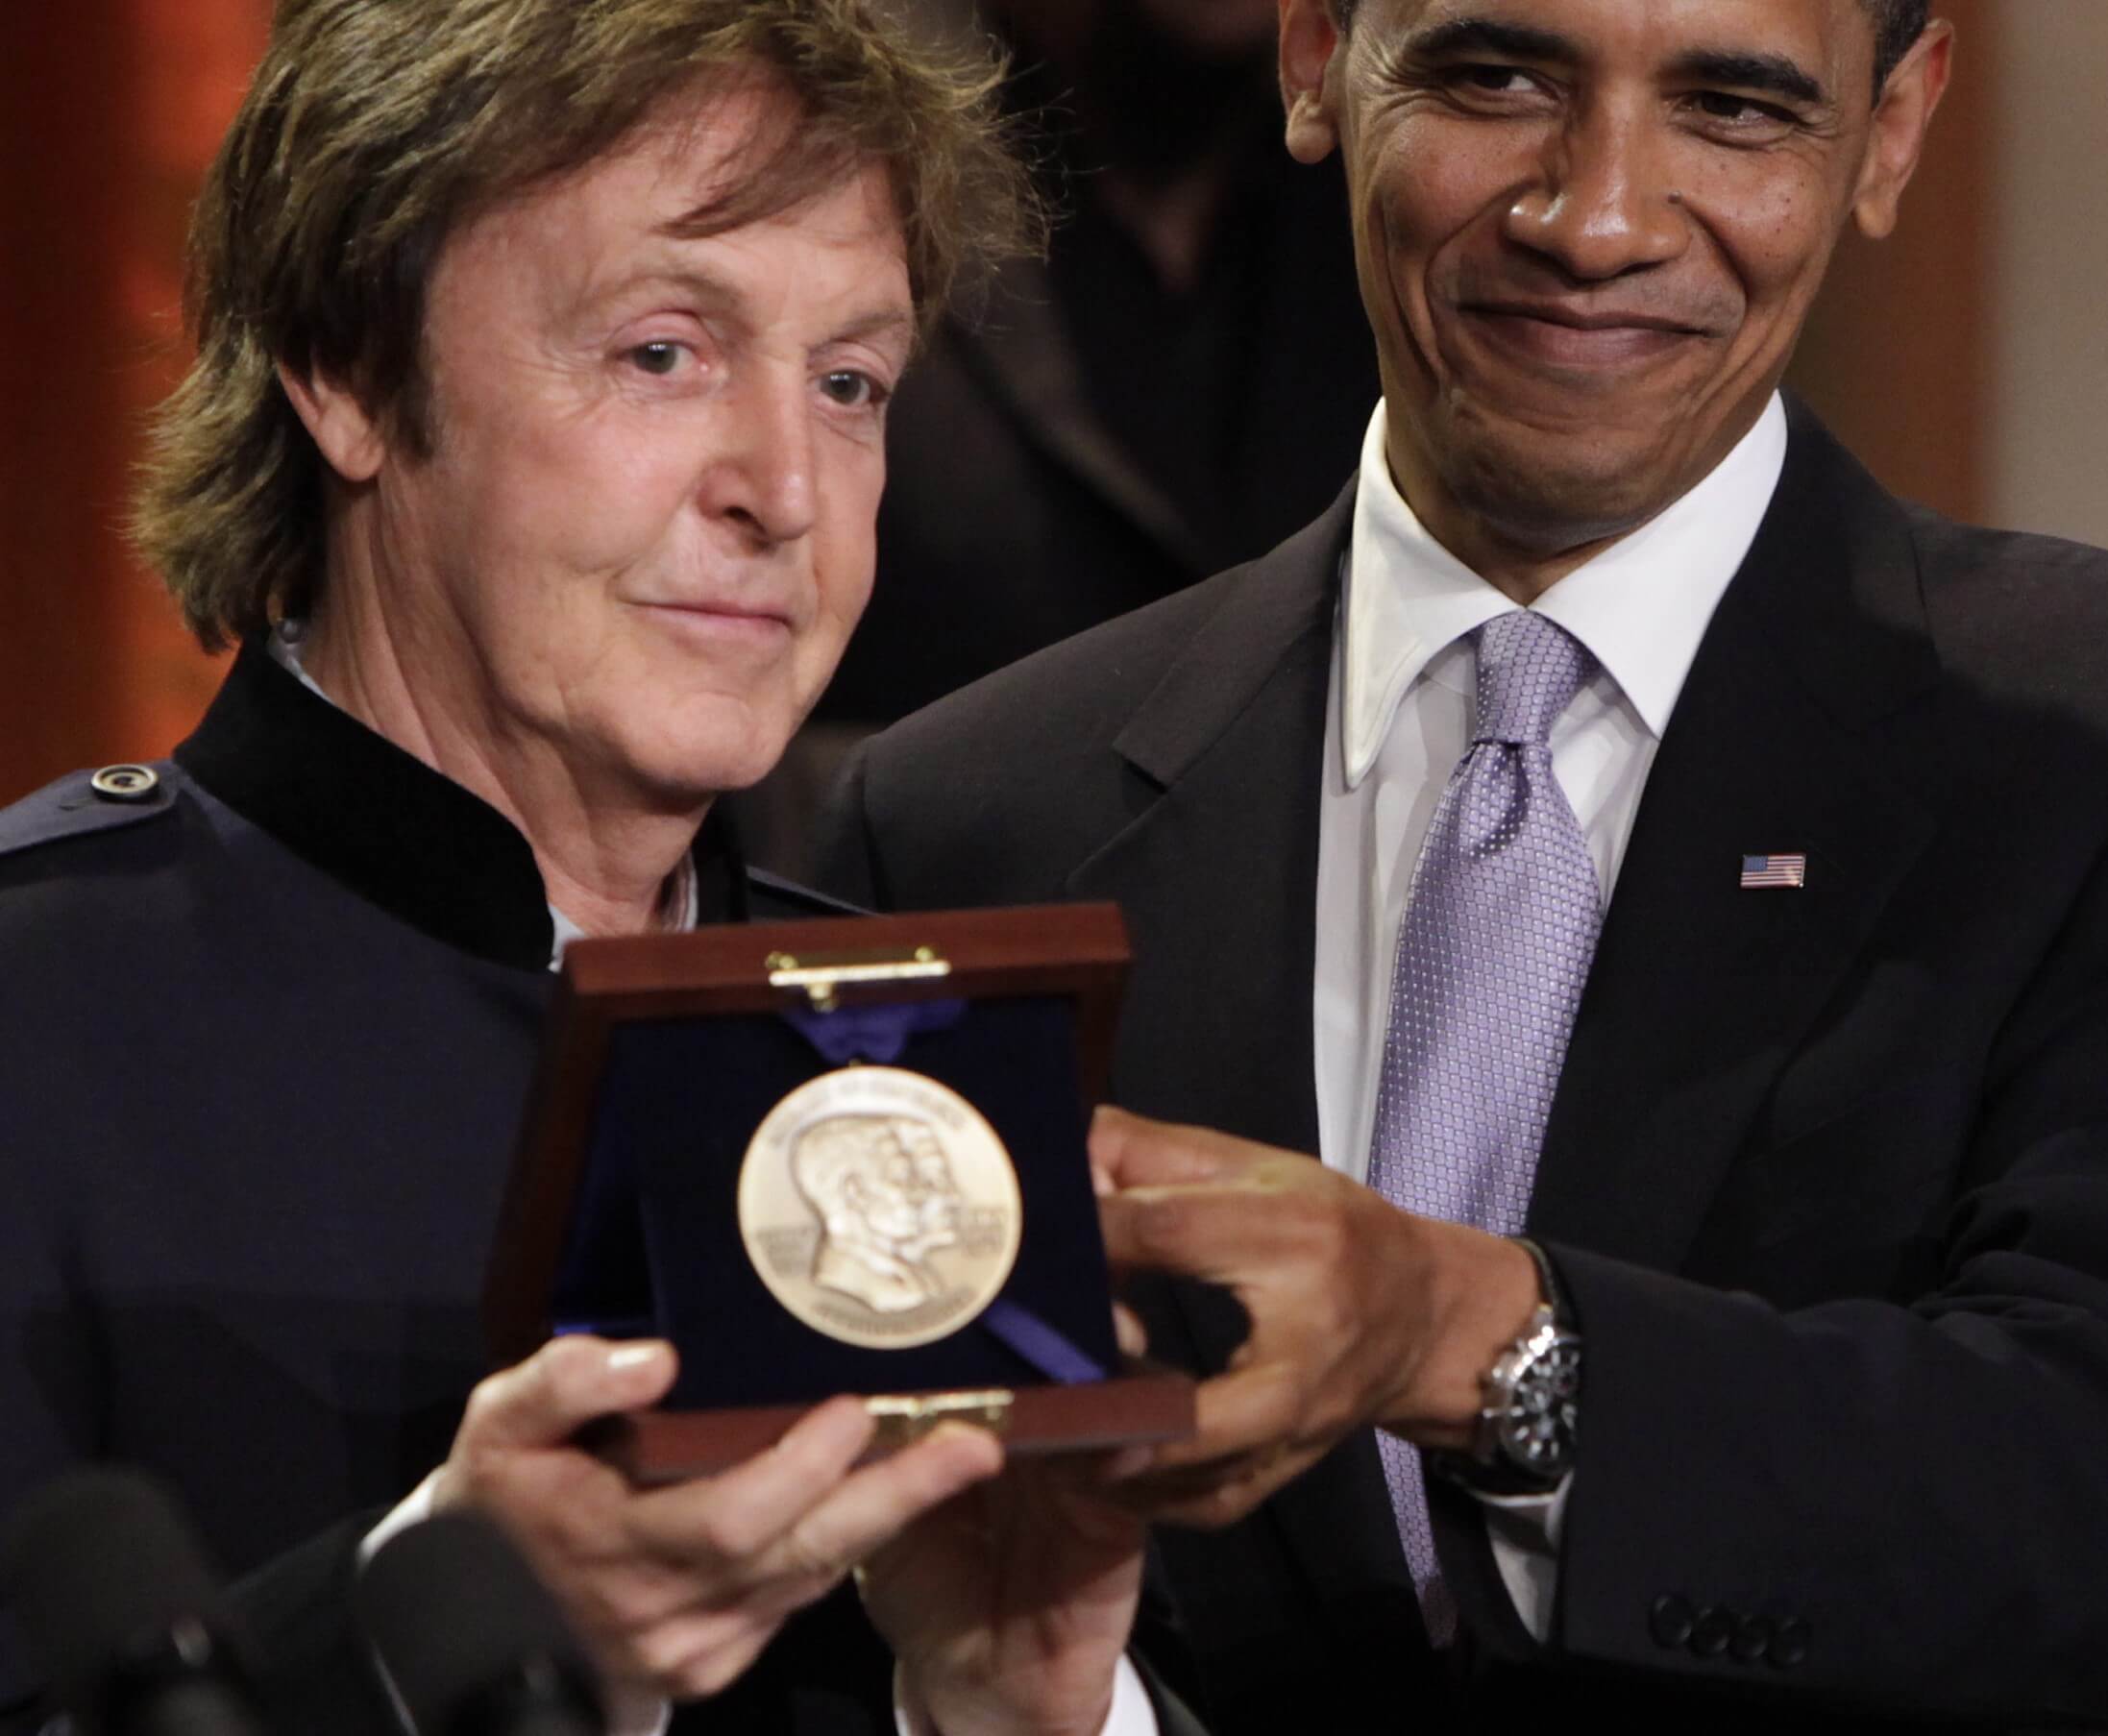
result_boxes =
[737,1065,1022,1350]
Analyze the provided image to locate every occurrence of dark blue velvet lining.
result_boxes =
[552,995,1116,1406]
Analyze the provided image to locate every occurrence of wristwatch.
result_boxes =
[1445,1237,1581,1494]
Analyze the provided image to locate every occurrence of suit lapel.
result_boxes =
[1067,500,1340,1387]
[1067,490,1419,1632]
[1067,493,1348,1170]
[1530,404,1943,1271]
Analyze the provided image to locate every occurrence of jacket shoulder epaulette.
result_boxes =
[0,763,182,868]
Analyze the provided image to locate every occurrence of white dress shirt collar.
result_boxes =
[1340,393,1790,788]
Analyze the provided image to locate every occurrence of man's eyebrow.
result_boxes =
[1399,18,1830,110]
[832,307,918,351]
[1401,18,1577,66]
[593,261,747,317]
[580,264,915,355]
[1669,49,1828,108]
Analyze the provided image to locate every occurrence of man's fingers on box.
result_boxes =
[793,1423,1005,1568]
[1102,1450,1306,1528]
[1099,1186,1299,1280]
[460,1337,677,1452]
[1147,1361,1307,1471]
[1113,1301,1149,1359]
[1089,1107,1259,1188]
[625,1395,874,1562]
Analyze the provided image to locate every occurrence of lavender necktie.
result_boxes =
[1364,610,1604,1644]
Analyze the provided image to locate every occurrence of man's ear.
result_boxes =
[277,360,389,484]
[1852,20,1954,240]
[1281,0,1346,165]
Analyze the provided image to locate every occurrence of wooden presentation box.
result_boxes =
[483,903,1193,1482]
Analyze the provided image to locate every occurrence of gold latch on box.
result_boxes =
[766,946,951,1013]
[865,1388,1014,1450]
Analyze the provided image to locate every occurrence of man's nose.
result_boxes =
[1501,103,1688,281]
[699,366,820,546]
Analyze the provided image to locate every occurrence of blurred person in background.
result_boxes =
[750,0,1377,873]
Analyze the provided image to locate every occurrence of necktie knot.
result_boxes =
[1472,612,1596,748]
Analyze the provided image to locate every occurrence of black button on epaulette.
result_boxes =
[1649,1594,1696,1649]
[89,765,159,803]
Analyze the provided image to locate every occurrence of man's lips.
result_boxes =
[1459,300,1711,367]
[630,599,796,641]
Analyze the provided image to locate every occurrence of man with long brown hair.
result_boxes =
[0,4,1157,1733]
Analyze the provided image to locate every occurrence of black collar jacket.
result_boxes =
[0,643,879,1735]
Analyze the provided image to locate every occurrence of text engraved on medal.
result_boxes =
[738,1066,1022,1350]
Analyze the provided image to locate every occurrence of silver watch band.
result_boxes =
[1438,1239,1581,1492]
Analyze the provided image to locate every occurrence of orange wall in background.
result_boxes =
[0,0,267,803]
[1789,0,1995,523]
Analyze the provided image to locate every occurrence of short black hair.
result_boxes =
[1331,1,1932,95]
[1868,0,1933,89]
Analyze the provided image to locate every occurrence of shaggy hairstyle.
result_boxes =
[136,0,1036,650]
[1332,1,1933,93]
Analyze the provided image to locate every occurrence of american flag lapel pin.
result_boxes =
[1740,852,1808,890]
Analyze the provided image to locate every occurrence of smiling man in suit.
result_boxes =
[822,0,2108,1729]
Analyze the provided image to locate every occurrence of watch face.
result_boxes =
[1503,1333,1582,1476]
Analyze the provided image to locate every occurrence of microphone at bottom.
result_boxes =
[355,1511,605,1736]
[0,1467,268,1736]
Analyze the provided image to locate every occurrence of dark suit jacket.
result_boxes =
[820,401,2108,1732]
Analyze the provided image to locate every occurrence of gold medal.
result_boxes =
[737,1065,1022,1350]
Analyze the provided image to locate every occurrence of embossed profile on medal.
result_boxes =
[790,1114,965,1314]
[740,1065,1024,1349]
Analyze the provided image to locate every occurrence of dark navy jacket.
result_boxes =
[0,644,889,1734]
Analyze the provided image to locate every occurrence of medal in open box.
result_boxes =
[740,1064,1022,1350]
[484,903,1194,1480]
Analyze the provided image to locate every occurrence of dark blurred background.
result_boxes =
[4,0,2101,868]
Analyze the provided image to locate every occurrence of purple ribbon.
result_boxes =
[980,1299,1105,1383]
[781,998,968,1066]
